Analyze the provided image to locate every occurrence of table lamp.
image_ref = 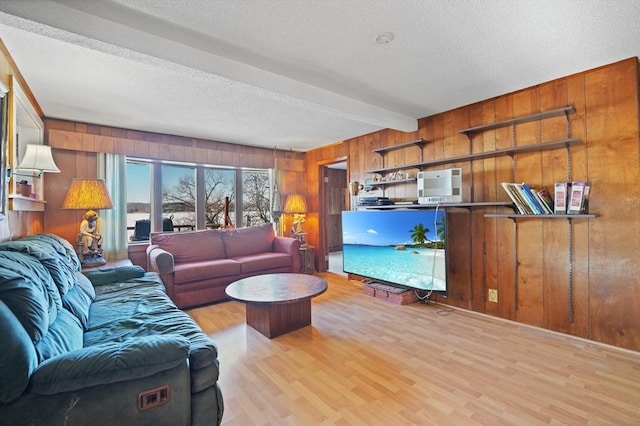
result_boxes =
[284,193,308,246]
[62,178,113,266]
[13,144,60,197]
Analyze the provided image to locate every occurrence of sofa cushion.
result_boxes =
[30,335,190,395]
[173,259,242,284]
[222,223,275,258]
[83,265,145,286]
[0,300,38,404]
[62,273,96,330]
[35,308,83,362]
[25,233,83,272]
[0,251,61,343]
[232,252,293,274]
[151,229,226,263]
[0,238,78,299]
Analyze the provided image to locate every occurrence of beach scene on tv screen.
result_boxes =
[342,210,446,292]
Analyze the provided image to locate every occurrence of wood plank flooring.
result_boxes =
[187,272,640,425]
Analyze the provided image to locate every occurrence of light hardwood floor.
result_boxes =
[188,273,640,425]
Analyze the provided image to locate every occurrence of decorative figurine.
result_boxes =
[80,210,106,265]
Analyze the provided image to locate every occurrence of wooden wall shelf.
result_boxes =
[8,195,47,212]
[366,138,582,175]
[484,213,596,219]
[459,106,575,137]
[372,138,428,154]
[359,202,514,210]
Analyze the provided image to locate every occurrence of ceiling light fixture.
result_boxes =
[374,32,394,44]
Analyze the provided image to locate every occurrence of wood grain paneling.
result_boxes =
[584,59,640,350]
[306,58,640,351]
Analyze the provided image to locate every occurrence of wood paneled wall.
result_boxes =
[43,118,306,249]
[306,57,640,352]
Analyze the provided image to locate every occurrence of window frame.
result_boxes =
[125,157,272,242]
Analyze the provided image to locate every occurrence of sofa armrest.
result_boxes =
[147,244,175,275]
[29,335,190,395]
[273,236,301,272]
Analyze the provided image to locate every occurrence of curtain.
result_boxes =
[97,153,127,260]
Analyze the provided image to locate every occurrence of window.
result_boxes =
[242,170,270,227]
[204,168,235,228]
[126,161,151,241]
[125,158,271,241]
[161,164,196,232]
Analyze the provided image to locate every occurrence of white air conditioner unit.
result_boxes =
[417,168,462,205]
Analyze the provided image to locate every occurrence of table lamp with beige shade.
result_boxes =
[62,178,113,266]
[284,193,308,246]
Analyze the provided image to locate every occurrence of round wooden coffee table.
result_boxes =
[225,273,328,338]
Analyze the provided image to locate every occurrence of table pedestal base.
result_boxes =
[245,299,312,338]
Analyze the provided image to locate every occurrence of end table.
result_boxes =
[299,245,315,274]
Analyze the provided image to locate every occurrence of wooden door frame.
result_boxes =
[316,156,348,273]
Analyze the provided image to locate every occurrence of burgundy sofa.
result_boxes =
[147,224,301,309]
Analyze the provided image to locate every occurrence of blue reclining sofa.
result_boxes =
[0,233,223,426]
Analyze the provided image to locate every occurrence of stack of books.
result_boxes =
[501,183,554,215]
[501,181,591,215]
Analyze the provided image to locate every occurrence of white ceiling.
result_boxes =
[0,0,638,152]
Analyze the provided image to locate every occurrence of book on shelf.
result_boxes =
[554,182,570,214]
[501,182,530,214]
[536,187,554,214]
[520,183,546,214]
[567,181,591,214]
[581,182,591,213]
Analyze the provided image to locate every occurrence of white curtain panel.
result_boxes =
[97,153,127,260]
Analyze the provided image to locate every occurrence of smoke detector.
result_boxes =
[374,32,394,44]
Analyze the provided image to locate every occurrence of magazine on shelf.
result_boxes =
[554,182,570,214]
[568,181,591,214]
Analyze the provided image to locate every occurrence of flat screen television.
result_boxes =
[342,209,447,295]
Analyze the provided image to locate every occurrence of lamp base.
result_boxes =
[292,231,308,247]
[78,210,105,266]
[81,254,107,267]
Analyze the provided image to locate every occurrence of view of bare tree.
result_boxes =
[242,171,270,226]
[161,167,270,228]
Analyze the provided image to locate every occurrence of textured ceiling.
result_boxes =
[0,0,638,151]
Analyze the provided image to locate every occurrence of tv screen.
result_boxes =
[342,209,447,294]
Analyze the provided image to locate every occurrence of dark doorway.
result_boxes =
[322,161,347,274]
